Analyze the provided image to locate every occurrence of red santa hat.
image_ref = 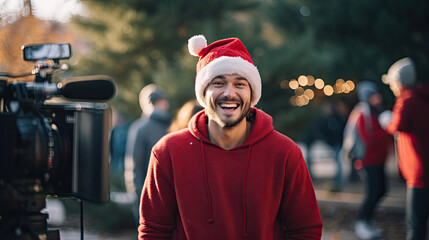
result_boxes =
[188,35,261,108]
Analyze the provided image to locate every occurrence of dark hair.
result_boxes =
[149,89,167,104]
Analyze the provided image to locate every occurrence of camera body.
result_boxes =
[0,102,110,203]
[0,43,114,239]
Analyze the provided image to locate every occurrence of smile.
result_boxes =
[219,102,239,110]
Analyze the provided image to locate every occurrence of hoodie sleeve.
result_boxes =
[138,151,178,239]
[386,94,409,135]
[280,148,323,239]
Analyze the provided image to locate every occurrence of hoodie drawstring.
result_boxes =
[241,145,252,239]
[200,140,252,238]
[200,141,214,224]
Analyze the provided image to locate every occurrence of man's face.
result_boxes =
[368,92,383,109]
[204,74,252,128]
[154,98,170,112]
[389,80,403,97]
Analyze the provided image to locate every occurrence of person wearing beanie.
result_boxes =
[383,57,429,240]
[138,35,322,239]
[124,84,171,227]
[342,80,392,239]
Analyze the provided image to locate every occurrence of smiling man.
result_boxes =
[138,35,322,239]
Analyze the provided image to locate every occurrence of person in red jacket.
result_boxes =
[383,57,429,240]
[351,81,392,240]
[138,35,323,239]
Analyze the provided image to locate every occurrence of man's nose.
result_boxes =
[223,83,236,98]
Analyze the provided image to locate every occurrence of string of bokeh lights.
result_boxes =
[280,75,356,107]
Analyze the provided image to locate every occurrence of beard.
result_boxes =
[206,96,251,128]
[222,101,251,128]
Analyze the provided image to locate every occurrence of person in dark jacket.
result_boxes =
[138,35,322,239]
[125,86,171,226]
[124,84,159,196]
[383,57,429,240]
[303,99,348,190]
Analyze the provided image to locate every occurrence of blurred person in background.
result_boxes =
[124,85,171,226]
[382,57,429,240]
[138,35,322,239]
[168,99,203,133]
[124,84,159,161]
[302,99,348,191]
[110,109,130,173]
[346,81,392,239]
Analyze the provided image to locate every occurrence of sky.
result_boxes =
[0,0,85,23]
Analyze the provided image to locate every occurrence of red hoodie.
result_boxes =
[386,84,429,188]
[355,108,392,167]
[138,108,323,239]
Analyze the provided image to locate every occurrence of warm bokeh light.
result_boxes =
[286,75,355,105]
[296,96,304,106]
[303,95,310,105]
[307,75,315,86]
[342,83,351,93]
[334,83,342,94]
[289,80,299,89]
[323,85,334,96]
[296,95,309,106]
[289,96,297,106]
[298,75,308,86]
[295,87,304,96]
[304,89,314,100]
[280,80,289,89]
[336,78,345,85]
[346,80,355,91]
[315,78,325,89]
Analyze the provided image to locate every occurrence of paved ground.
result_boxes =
[304,140,408,239]
[314,177,407,240]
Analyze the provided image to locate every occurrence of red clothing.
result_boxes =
[356,110,392,167]
[386,84,429,188]
[139,108,322,239]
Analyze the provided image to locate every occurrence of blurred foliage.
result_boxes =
[1,0,428,139]
[69,0,428,139]
[70,0,262,121]
[0,9,76,82]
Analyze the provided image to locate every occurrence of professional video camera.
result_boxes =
[0,43,116,239]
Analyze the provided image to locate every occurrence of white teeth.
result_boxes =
[220,103,238,108]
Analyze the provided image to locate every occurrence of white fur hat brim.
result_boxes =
[195,56,261,108]
[386,57,416,86]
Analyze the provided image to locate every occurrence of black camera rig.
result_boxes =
[0,43,116,239]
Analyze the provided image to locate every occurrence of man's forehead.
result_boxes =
[212,74,248,81]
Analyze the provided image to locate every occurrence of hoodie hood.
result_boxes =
[189,107,274,148]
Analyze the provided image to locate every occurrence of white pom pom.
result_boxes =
[378,110,393,130]
[188,35,207,56]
